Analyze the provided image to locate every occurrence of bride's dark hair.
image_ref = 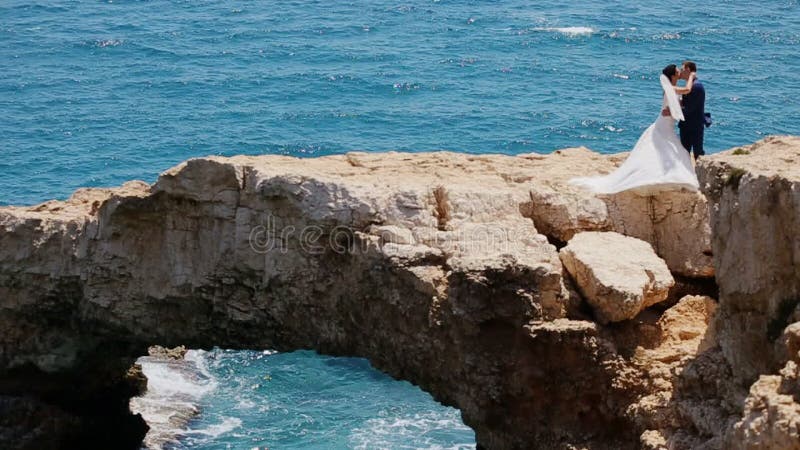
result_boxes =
[662,64,678,79]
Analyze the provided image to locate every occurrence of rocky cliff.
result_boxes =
[696,136,800,449]
[0,136,797,449]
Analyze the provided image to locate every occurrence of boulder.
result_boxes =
[777,321,800,366]
[524,147,714,278]
[559,231,674,323]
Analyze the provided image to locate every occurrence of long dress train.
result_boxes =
[569,78,699,195]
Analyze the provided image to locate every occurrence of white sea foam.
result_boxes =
[658,32,681,40]
[235,397,257,409]
[535,26,596,36]
[349,411,475,450]
[95,38,122,47]
[130,349,220,450]
[140,359,217,398]
[182,416,243,437]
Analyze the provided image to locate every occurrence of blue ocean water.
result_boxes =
[133,349,474,449]
[2,0,799,205]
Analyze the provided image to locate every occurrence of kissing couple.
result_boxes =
[571,61,707,194]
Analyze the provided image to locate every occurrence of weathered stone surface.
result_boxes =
[623,295,722,448]
[3,136,799,450]
[697,135,800,384]
[559,232,675,323]
[146,345,187,360]
[777,321,800,367]
[525,147,714,278]
[603,189,714,279]
[723,321,800,450]
[129,348,199,450]
[611,136,800,450]
[692,135,800,449]
[0,149,650,449]
[727,360,800,450]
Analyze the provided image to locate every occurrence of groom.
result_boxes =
[677,61,706,159]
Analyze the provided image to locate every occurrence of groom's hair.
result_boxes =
[683,61,697,72]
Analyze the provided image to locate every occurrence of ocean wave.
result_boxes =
[7,3,69,13]
[603,29,684,43]
[182,416,243,438]
[91,38,123,48]
[392,81,423,92]
[130,350,220,450]
[656,32,681,40]
[439,57,479,67]
[350,412,475,450]
[534,26,596,36]
[138,349,476,448]
[280,110,360,121]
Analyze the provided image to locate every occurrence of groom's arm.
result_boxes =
[683,84,705,118]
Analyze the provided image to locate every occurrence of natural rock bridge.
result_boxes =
[1,136,799,449]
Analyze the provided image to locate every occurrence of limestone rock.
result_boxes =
[524,147,714,278]
[560,232,674,323]
[147,345,188,360]
[727,360,800,450]
[5,137,797,450]
[640,429,668,450]
[697,135,800,384]
[368,225,416,245]
[651,294,718,358]
[777,322,800,366]
[623,296,720,445]
[672,135,800,449]
[0,149,633,449]
[603,189,714,278]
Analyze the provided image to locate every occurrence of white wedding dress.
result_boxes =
[569,75,699,194]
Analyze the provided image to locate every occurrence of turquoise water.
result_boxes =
[2,1,799,205]
[135,349,474,449]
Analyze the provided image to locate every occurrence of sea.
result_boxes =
[130,349,474,449]
[2,1,799,448]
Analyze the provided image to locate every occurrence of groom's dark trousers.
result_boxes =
[679,78,706,158]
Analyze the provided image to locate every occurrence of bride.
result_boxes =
[570,64,699,194]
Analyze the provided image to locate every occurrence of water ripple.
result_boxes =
[1,0,799,206]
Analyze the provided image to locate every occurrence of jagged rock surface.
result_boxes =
[1,137,798,449]
[728,360,800,450]
[0,149,653,449]
[687,135,800,449]
[618,295,720,449]
[526,148,714,278]
[559,232,674,323]
[698,136,800,385]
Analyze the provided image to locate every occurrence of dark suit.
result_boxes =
[679,77,706,157]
